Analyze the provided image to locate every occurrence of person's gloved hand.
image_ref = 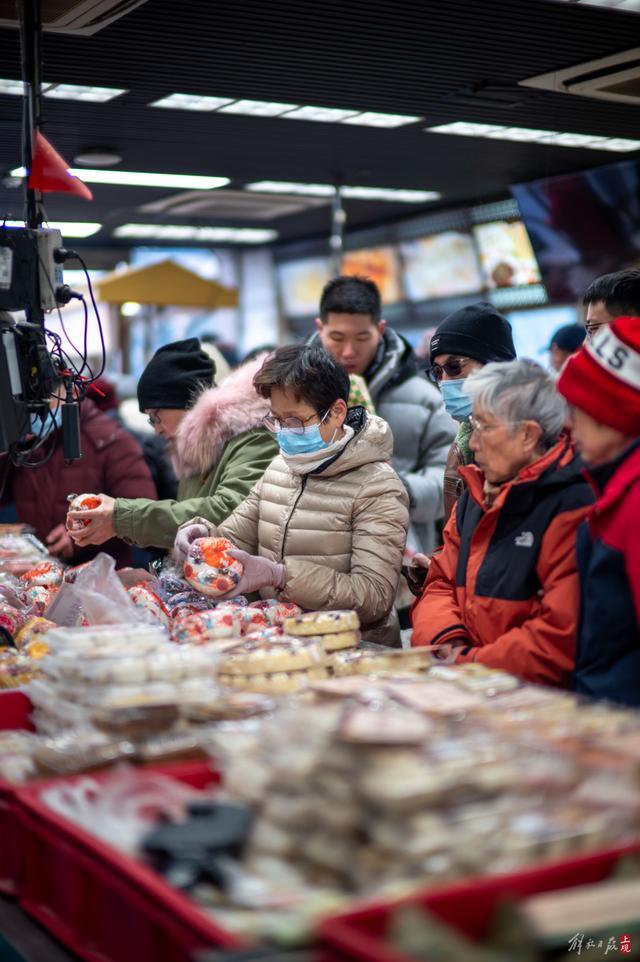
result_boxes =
[174,522,211,565]
[218,548,286,599]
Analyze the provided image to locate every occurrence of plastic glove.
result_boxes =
[217,548,286,599]
[174,522,211,565]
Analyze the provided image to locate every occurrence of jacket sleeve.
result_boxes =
[622,486,640,627]
[113,432,276,549]
[411,503,471,648]
[398,391,455,524]
[282,470,409,625]
[455,506,590,686]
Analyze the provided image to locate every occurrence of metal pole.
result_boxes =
[330,185,346,277]
[20,0,43,231]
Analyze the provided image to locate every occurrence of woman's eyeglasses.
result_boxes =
[262,409,329,435]
[147,410,161,428]
[428,358,467,382]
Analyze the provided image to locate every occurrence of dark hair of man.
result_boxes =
[319,275,382,324]
[253,344,349,411]
[583,268,640,316]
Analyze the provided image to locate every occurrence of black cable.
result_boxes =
[57,249,106,381]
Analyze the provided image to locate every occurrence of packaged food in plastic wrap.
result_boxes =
[33,729,137,777]
[65,493,101,531]
[0,649,41,688]
[217,634,329,694]
[0,601,26,638]
[171,607,238,645]
[20,560,64,589]
[0,533,48,575]
[127,583,171,629]
[184,537,244,597]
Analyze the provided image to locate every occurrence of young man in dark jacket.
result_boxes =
[558,316,640,706]
[312,275,455,555]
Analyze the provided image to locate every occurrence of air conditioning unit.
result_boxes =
[0,0,148,35]
[520,46,640,104]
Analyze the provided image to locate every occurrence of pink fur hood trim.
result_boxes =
[172,356,269,478]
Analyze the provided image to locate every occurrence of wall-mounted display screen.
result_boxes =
[473,220,541,289]
[507,305,577,362]
[341,245,403,304]
[513,157,640,301]
[276,256,332,317]
[400,231,483,301]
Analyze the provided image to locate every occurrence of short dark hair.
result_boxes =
[319,275,381,324]
[253,344,349,412]
[583,268,640,316]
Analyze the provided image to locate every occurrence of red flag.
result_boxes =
[27,131,93,201]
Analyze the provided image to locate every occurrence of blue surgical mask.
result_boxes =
[440,379,472,422]
[277,423,331,457]
[29,407,62,439]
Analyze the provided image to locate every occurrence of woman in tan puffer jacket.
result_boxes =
[175,344,409,640]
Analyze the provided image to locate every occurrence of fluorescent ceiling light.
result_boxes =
[0,79,126,101]
[43,83,126,102]
[246,181,438,202]
[342,111,423,128]
[426,121,640,151]
[554,0,640,9]
[342,186,439,202]
[246,181,336,197]
[11,166,229,190]
[280,105,360,123]
[0,78,24,96]
[218,99,297,116]
[150,93,234,111]
[147,93,423,127]
[113,224,277,243]
[3,220,101,238]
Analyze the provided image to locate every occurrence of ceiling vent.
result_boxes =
[520,47,640,104]
[138,189,329,221]
[0,0,148,35]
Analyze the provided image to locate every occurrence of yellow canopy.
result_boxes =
[95,259,238,309]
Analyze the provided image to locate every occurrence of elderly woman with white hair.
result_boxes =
[412,359,594,687]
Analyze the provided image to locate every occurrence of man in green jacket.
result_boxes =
[68,338,278,553]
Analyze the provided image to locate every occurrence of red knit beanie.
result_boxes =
[557,316,640,436]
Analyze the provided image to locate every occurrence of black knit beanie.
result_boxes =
[430,303,516,365]
[137,338,216,412]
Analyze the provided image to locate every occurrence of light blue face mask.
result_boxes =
[440,379,473,422]
[29,407,62,439]
[276,410,334,457]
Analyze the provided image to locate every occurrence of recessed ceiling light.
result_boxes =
[426,121,640,151]
[43,83,127,102]
[3,220,102,238]
[246,181,438,202]
[0,78,24,96]
[113,224,277,243]
[218,99,297,116]
[11,166,229,190]
[150,93,234,111]
[341,111,423,128]
[73,147,123,167]
[282,105,360,123]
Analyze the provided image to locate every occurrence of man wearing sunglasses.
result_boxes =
[429,303,517,524]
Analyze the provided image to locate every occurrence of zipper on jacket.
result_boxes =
[281,476,307,561]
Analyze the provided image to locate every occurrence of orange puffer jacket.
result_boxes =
[411,437,594,687]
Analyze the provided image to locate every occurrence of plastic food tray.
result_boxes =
[317,842,640,962]
[15,759,243,962]
[0,690,34,895]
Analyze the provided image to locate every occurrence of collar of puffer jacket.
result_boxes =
[304,410,394,478]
